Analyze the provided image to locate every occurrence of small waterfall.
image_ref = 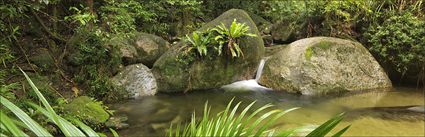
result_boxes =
[255,59,266,82]
[221,58,271,92]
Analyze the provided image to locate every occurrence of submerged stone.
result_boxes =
[152,9,265,93]
[347,105,425,122]
[259,37,392,95]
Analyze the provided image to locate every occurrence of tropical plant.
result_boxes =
[167,99,350,137]
[365,10,425,77]
[212,19,256,58]
[185,30,214,57]
[0,69,116,137]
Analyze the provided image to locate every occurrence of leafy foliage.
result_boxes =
[0,69,104,137]
[365,11,425,75]
[179,19,256,65]
[70,28,122,100]
[99,0,155,37]
[65,6,97,27]
[168,99,350,137]
[185,30,214,57]
[213,19,256,58]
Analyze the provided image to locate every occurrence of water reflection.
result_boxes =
[111,88,424,136]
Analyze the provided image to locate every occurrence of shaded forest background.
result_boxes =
[1,0,424,103]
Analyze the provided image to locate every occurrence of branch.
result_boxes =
[30,8,66,43]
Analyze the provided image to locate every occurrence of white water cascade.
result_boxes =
[221,58,271,92]
[255,59,266,82]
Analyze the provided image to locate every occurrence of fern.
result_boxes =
[212,19,256,58]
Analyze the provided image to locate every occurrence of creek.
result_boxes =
[112,87,424,136]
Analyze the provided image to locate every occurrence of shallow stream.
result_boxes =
[112,87,424,136]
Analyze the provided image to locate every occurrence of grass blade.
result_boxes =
[306,113,346,137]
[110,128,119,137]
[255,107,299,136]
[276,128,298,137]
[0,96,52,136]
[28,102,86,136]
[332,125,351,137]
[71,118,100,137]
[19,68,70,136]
[0,111,28,137]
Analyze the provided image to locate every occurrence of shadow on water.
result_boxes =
[111,87,425,136]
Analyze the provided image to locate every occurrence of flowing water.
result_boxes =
[255,58,266,82]
[112,88,424,136]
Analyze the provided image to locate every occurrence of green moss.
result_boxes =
[305,47,313,61]
[305,41,334,61]
[63,96,110,125]
[315,41,333,50]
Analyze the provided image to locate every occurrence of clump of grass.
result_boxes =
[168,98,350,137]
[0,68,118,137]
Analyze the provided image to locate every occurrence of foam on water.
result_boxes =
[221,79,271,92]
[221,58,271,92]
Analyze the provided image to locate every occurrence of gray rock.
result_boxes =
[259,37,392,95]
[152,9,265,93]
[130,33,170,67]
[111,64,157,98]
[111,33,170,67]
[108,36,138,64]
[270,20,307,43]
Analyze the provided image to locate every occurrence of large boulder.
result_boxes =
[270,20,307,44]
[152,9,265,93]
[129,33,170,67]
[259,37,392,95]
[111,63,157,98]
[111,33,170,67]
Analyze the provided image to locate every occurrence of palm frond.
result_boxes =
[167,99,297,137]
[0,96,52,136]
[0,111,28,137]
[167,99,350,137]
[0,69,105,137]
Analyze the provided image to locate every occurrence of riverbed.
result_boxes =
[112,87,424,136]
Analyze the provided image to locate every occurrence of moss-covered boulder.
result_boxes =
[152,9,265,93]
[270,20,306,43]
[129,32,170,67]
[110,33,170,67]
[111,63,157,98]
[30,48,55,71]
[108,36,138,65]
[63,96,110,124]
[259,37,392,95]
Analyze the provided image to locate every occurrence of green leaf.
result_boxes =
[71,118,100,137]
[332,125,351,137]
[0,111,28,137]
[27,102,86,137]
[19,68,70,136]
[0,96,52,136]
[110,128,119,137]
[306,113,346,137]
